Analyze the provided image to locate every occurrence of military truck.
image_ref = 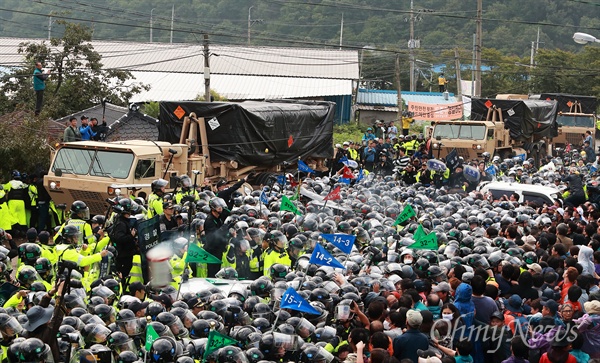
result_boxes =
[430,98,558,163]
[45,100,335,214]
[536,93,597,150]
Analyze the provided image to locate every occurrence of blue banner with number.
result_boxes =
[320,233,355,255]
[309,244,345,269]
[280,287,320,314]
[260,191,268,204]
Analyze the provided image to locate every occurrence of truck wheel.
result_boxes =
[255,172,277,186]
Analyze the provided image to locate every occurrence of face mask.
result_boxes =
[383,321,390,330]
[442,314,454,321]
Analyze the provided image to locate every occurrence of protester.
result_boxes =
[2,135,600,363]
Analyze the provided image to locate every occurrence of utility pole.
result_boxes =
[48,16,52,40]
[248,6,253,45]
[471,33,476,97]
[203,34,211,102]
[150,8,155,42]
[475,0,482,97]
[454,48,462,98]
[339,13,344,50]
[170,5,174,43]
[409,0,416,92]
[396,54,403,122]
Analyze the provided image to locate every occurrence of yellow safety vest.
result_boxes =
[263,249,291,276]
[128,255,144,285]
[147,193,163,218]
[54,219,96,245]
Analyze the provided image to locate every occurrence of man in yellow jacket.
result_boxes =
[263,231,291,276]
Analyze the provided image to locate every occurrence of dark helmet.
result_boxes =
[91,215,106,225]
[114,198,133,215]
[209,198,227,211]
[427,265,443,279]
[151,178,169,192]
[309,288,332,308]
[150,336,181,363]
[269,264,289,282]
[0,313,23,337]
[18,243,41,265]
[414,258,430,272]
[62,224,80,239]
[17,265,37,286]
[523,251,538,265]
[216,267,239,280]
[94,304,116,324]
[300,345,329,363]
[108,331,137,355]
[117,351,140,363]
[218,346,249,363]
[250,278,273,298]
[104,278,120,295]
[251,303,272,321]
[70,200,90,219]
[11,170,21,180]
[34,257,52,279]
[246,347,264,363]
[190,319,211,339]
[17,338,51,363]
[147,302,166,321]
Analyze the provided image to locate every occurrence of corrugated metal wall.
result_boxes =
[324,95,353,125]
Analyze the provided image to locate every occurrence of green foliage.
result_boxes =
[333,123,364,145]
[0,21,147,119]
[142,102,160,119]
[195,90,228,102]
[0,115,51,178]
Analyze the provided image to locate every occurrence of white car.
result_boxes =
[179,277,253,296]
[478,181,562,206]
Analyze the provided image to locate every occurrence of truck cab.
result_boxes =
[44,140,205,214]
[430,120,517,160]
[554,112,595,149]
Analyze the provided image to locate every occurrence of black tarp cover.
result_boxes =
[159,100,335,167]
[471,98,558,141]
[539,93,598,114]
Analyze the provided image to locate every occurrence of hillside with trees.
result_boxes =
[1,0,600,97]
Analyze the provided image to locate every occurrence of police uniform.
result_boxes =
[146,193,164,218]
[54,219,95,246]
[263,249,291,276]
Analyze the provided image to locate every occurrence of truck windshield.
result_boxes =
[432,124,486,140]
[52,148,134,178]
[556,115,595,127]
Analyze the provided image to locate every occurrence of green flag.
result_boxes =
[413,224,426,242]
[289,185,301,201]
[145,324,160,351]
[186,244,221,264]
[393,204,416,226]
[204,330,239,360]
[281,195,301,215]
[407,231,438,250]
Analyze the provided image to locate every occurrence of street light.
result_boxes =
[573,32,600,45]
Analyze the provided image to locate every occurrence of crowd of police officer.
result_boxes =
[1,143,600,363]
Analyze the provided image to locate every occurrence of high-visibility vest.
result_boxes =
[129,254,144,285]
[263,249,291,276]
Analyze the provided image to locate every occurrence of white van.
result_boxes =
[478,181,563,207]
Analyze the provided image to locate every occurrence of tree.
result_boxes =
[0,20,147,119]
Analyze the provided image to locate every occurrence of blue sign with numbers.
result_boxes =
[280,287,320,314]
[309,244,345,269]
[320,233,355,254]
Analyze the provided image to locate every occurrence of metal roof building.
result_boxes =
[0,38,358,104]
